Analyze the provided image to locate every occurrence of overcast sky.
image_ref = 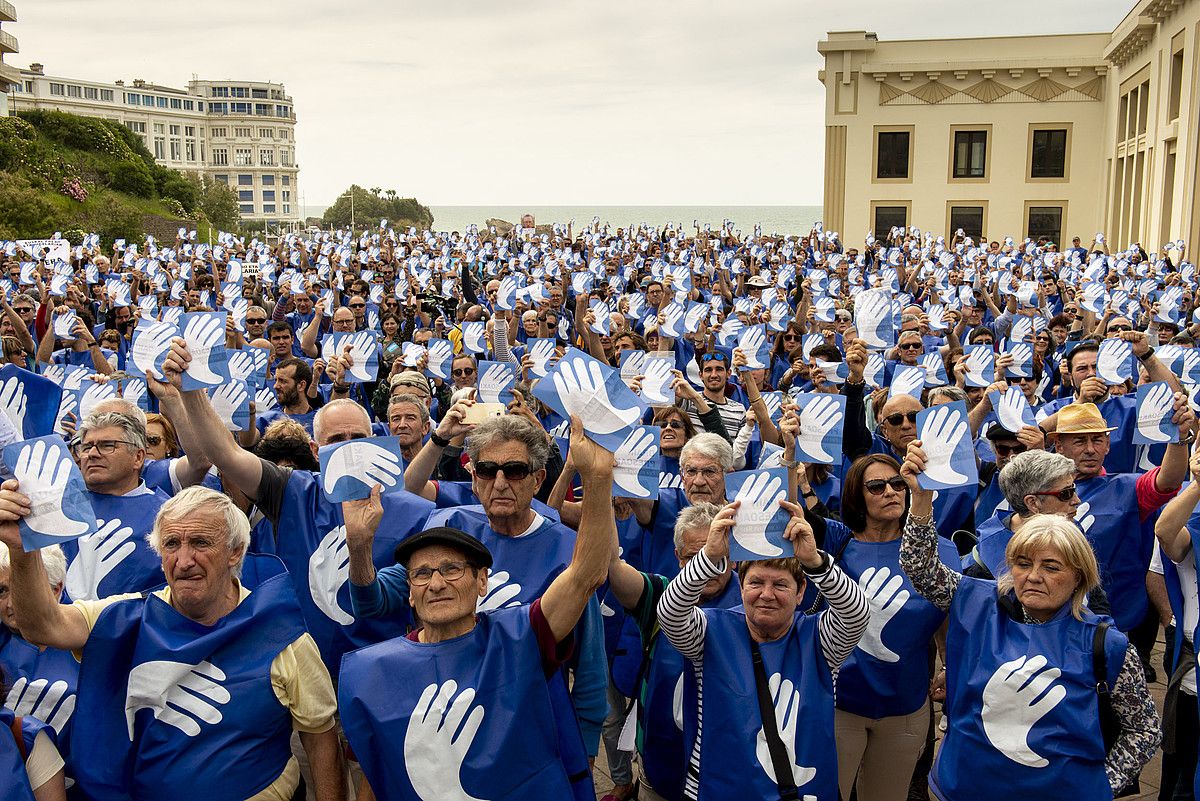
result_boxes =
[14,0,1132,206]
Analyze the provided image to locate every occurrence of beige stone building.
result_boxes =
[818,0,1200,251]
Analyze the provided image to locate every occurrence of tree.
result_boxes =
[321,184,434,230]
[191,175,241,231]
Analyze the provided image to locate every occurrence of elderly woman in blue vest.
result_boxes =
[0,683,65,801]
[898,441,1161,801]
[657,492,870,800]
[820,454,957,801]
[0,485,346,801]
[338,420,614,801]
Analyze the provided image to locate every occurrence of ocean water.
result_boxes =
[303,205,825,235]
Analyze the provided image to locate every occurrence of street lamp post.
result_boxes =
[343,189,356,232]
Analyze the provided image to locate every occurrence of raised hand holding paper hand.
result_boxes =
[794,393,845,465]
[130,321,177,381]
[639,356,675,405]
[1096,339,1133,385]
[612,426,660,500]
[180,312,228,388]
[533,349,645,450]
[915,401,976,489]
[0,374,27,434]
[476,361,515,404]
[995,386,1036,432]
[1133,381,1179,444]
[528,339,556,378]
[5,436,97,550]
[209,380,249,431]
[404,680,488,801]
[890,365,926,399]
[319,437,404,502]
[728,469,789,559]
[963,346,994,388]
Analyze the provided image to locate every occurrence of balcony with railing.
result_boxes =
[0,1,16,23]
[0,60,19,87]
[0,29,17,54]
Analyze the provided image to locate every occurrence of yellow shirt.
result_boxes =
[73,583,337,801]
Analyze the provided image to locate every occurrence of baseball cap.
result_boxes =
[390,371,431,395]
[394,527,493,569]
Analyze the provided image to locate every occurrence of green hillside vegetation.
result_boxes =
[322,185,434,231]
[0,110,240,244]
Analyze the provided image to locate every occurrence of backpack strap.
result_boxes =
[9,715,27,761]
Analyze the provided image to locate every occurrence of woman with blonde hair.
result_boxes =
[899,439,1160,801]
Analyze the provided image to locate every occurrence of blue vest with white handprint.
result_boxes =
[601,515,650,696]
[339,606,576,801]
[933,576,1125,801]
[59,489,168,599]
[826,526,954,719]
[0,707,37,801]
[687,608,838,801]
[1076,473,1152,631]
[67,555,306,801]
[274,469,433,673]
[640,577,740,801]
[973,510,1015,578]
[642,487,688,579]
[1162,506,1200,801]
[0,627,79,757]
[975,470,1007,522]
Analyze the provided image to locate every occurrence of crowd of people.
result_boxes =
[0,215,1195,801]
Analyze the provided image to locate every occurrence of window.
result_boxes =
[156,97,168,108]
[211,86,230,97]
[875,130,911,179]
[198,102,205,111]
[234,148,253,166]
[283,204,291,214]
[125,121,146,134]
[949,206,985,239]
[185,141,196,162]
[125,92,138,105]
[263,190,276,201]
[263,205,276,214]
[258,128,274,139]
[231,86,248,98]
[84,86,98,100]
[183,99,194,110]
[67,84,82,97]
[873,204,908,233]
[169,124,180,135]
[170,98,182,109]
[238,190,254,201]
[142,94,154,106]
[260,149,275,166]
[255,104,271,116]
[276,105,290,118]
[185,126,195,137]
[239,204,254,214]
[231,102,252,114]
[237,174,253,186]
[1030,129,1068,178]
[252,88,268,99]
[952,130,987,178]
[1027,205,1063,244]
[282,190,291,202]
[169,140,181,160]
[281,150,292,167]
[154,138,166,160]
[282,176,290,186]
[22,80,31,93]
[100,89,114,102]
[210,102,227,115]
[154,123,165,134]
[279,129,289,141]
[261,174,275,186]
[210,127,227,138]
[49,83,64,95]
[211,148,228,166]
[214,174,228,184]
[234,127,252,138]
[1168,48,1184,121]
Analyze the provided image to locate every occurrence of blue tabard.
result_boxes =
[932,576,1126,801]
[931,485,976,543]
[659,455,683,490]
[638,577,741,801]
[339,606,579,801]
[0,707,37,801]
[1076,473,1153,631]
[602,514,651,697]
[973,511,1014,578]
[1162,507,1200,801]
[684,608,838,801]
[0,627,79,753]
[827,528,955,718]
[643,488,688,579]
[60,489,168,600]
[974,471,1008,523]
[273,469,434,673]
[67,555,307,801]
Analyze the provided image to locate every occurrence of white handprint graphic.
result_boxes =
[1137,383,1175,443]
[684,303,708,331]
[613,428,658,498]
[404,681,487,801]
[661,303,685,338]
[920,405,970,485]
[322,441,403,496]
[964,348,993,385]
[428,340,455,378]
[528,339,556,377]
[640,357,675,405]
[921,353,943,384]
[996,387,1033,433]
[78,382,117,420]
[855,290,892,348]
[131,321,176,381]
[754,673,818,793]
[125,659,230,739]
[980,654,1066,768]
[732,472,786,557]
[1096,340,1130,385]
[227,350,255,383]
[13,439,90,539]
[1073,501,1095,535]
[863,354,885,387]
[308,526,353,625]
[552,356,641,435]
[183,314,225,385]
[797,395,842,463]
[477,571,523,612]
[210,381,249,431]
[65,518,137,601]
[478,363,513,403]
[0,375,27,434]
[122,378,147,409]
[6,678,75,733]
[254,387,279,413]
[346,333,377,382]
[740,327,768,368]
[856,566,909,663]
[53,393,76,437]
[891,367,926,398]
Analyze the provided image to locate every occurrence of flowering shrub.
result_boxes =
[61,176,88,202]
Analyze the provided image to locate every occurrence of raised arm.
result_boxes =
[403,396,475,502]
[299,300,326,358]
[898,440,960,611]
[541,419,616,642]
[1154,449,1200,563]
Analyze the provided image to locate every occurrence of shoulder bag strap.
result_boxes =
[749,635,800,801]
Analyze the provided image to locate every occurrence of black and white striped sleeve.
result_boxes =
[810,558,871,670]
[657,548,724,663]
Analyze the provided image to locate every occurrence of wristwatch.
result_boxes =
[1138,347,1156,362]
[429,431,452,448]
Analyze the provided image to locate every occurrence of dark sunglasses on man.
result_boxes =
[473,461,533,481]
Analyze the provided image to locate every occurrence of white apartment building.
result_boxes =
[9,64,300,224]
[818,0,1200,249]
[0,0,19,116]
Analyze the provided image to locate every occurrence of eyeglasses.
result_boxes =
[1107,324,1132,334]
[782,334,801,342]
[682,466,722,479]
[883,411,919,427]
[898,342,923,351]
[453,367,476,377]
[473,461,534,481]
[661,420,687,430]
[75,439,137,455]
[1005,376,1025,385]
[701,353,728,365]
[146,435,163,447]
[993,442,1027,457]
[1031,484,1077,502]
[349,303,366,310]
[246,317,267,324]
[409,560,471,587]
[864,476,907,495]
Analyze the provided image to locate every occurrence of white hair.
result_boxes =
[0,543,67,588]
[680,432,734,472]
[312,398,371,445]
[148,487,251,576]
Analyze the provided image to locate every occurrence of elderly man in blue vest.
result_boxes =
[0,485,345,801]
[338,419,614,801]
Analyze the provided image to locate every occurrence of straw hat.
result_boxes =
[1052,403,1116,436]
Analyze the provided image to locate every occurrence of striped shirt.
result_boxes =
[657,549,870,800]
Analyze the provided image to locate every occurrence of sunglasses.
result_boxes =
[1108,325,1132,333]
[146,435,163,447]
[883,411,919,427]
[701,353,728,364]
[1031,484,1077,502]
[453,367,476,377]
[898,342,923,351]
[783,334,802,342]
[660,420,686,430]
[349,304,366,310]
[1005,376,1026,385]
[246,317,267,324]
[865,476,907,495]
[473,460,533,481]
[993,442,1027,457]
